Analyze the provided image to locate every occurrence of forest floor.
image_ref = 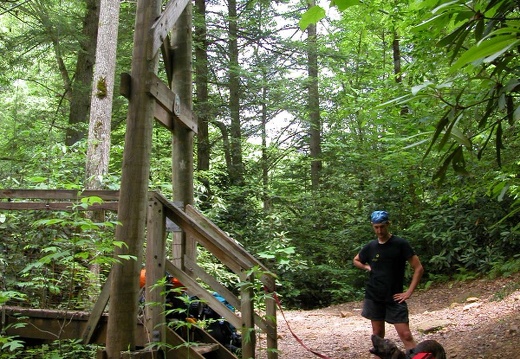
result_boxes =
[260,272,520,359]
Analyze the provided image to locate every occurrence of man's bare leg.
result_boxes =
[370,320,385,359]
[394,322,416,350]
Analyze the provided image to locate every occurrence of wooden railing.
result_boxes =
[0,189,278,359]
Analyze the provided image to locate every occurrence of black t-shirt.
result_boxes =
[358,235,415,302]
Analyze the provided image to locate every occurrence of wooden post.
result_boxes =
[265,275,278,359]
[105,0,161,357]
[240,275,256,359]
[170,3,195,271]
[145,193,167,345]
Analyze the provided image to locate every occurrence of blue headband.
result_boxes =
[371,210,389,223]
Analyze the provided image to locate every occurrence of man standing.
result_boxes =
[353,210,424,357]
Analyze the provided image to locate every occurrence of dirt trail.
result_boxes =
[258,273,520,358]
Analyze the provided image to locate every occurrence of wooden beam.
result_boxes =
[185,204,270,273]
[144,195,167,344]
[160,35,173,84]
[1,306,146,347]
[149,0,190,59]
[184,255,273,336]
[163,204,248,274]
[0,189,120,200]
[183,255,240,309]
[106,0,160,353]
[165,260,242,330]
[82,273,112,344]
[0,202,119,211]
[146,73,198,133]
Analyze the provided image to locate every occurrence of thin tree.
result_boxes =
[306,0,321,190]
[228,0,244,186]
[194,0,211,206]
[66,0,100,145]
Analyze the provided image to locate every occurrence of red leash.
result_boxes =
[272,291,335,359]
[412,354,434,359]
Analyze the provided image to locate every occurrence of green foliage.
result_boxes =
[1,0,519,317]
[490,274,520,301]
[278,264,362,309]
[0,339,98,359]
[391,0,520,180]
[1,197,120,309]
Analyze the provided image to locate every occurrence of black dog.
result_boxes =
[370,334,447,359]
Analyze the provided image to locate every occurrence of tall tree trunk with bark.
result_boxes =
[194,0,211,207]
[260,72,270,210]
[306,0,321,191]
[86,0,120,190]
[66,0,100,146]
[228,0,244,186]
[85,0,120,299]
[392,29,409,116]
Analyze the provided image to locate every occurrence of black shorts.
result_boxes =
[361,298,409,324]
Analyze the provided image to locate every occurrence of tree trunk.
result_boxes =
[228,0,244,186]
[307,0,321,191]
[85,0,120,302]
[66,0,100,146]
[85,0,120,190]
[261,74,270,210]
[105,0,160,356]
[194,0,211,208]
[214,120,232,171]
[392,29,409,115]
[195,0,210,173]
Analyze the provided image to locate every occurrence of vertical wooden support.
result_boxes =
[240,275,256,359]
[106,0,161,357]
[145,193,167,345]
[264,275,278,359]
[81,271,112,344]
[170,3,195,273]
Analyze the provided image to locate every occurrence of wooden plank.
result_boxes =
[158,199,253,273]
[144,195,167,343]
[184,255,272,336]
[164,326,206,359]
[149,0,190,59]
[1,306,146,347]
[240,274,256,359]
[164,326,235,359]
[146,73,198,133]
[189,327,236,359]
[1,307,91,320]
[82,273,112,344]
[184,204,276,290]
[183,255,241,309]
[185,205,268,271]
[160,36,173,85]
[0,189,120,200]
[0,202,119,211]
[264,274,278,359]
[121,349,161,359]
[164,260,242,330]
[153,100,174,130]
[193,343,220,355]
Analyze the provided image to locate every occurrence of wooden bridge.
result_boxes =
[1,0,279,356]
[0,189,278,359]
